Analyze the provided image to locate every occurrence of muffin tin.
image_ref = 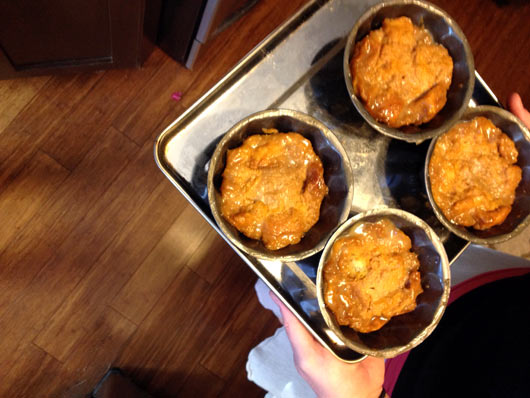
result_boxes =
[207,109,353,262]
[316,208,450,358]
[155,0,516,361]
[343,0,475,143]
[425,105,530,244]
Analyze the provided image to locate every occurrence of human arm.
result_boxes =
[270,292,385,398]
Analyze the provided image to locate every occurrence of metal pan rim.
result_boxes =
[316,207,450,358]
[343,0,475,144]
[207,108,354,262]
[425,105,530,244]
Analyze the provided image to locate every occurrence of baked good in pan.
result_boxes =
[429,116,522,230]
[220,129,328,250]
[323,218,423,333]
[351,16,453,128]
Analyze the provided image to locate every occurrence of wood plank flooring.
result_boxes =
[0,1,310,396]
[1,0,529,397]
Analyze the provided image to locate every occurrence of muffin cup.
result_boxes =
[207,109,354,262]
[425,105,530,244]
[343,0,475,143]
[316,207,450,358]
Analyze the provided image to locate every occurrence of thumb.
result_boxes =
[269,292,321,357]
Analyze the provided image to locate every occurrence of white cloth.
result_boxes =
[246,279,317,398]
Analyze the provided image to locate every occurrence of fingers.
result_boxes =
[508,93,530,129]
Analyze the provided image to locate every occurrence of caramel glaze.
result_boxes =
[324,218,422,333]
[351,16,453,128]
[220,130,328,250]
[429,116,522,230]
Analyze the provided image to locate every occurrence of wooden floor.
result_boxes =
[0,0,529,397]
[0,1,309,396]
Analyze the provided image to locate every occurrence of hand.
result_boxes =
[270,292,385,398]
[508,93,530,129]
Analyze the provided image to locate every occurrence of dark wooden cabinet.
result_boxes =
[158,0,259,68]
[156,0,207,66]
[0,0,258,79]
[0,0,161,79]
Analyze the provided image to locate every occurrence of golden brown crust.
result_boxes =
[323,219,422,333]
[429,116,522,230]
[351,17,453,128]
[220,131,328,250]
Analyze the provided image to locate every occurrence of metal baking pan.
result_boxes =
[154,0,502,361]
